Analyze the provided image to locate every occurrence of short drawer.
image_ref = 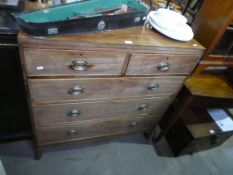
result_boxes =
[33,96,172,126]
[126,54,199,75]
[23,48,127,76]
[36,115,158,145]
[29,76,185,104]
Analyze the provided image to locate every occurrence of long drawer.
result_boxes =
[29,76,186,104]
[23,48,127,76]
[36,115,158,145]
[33,96,172,126]
[126,54,199,75]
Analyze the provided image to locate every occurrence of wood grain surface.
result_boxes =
[192,0,233,59]
[28,76,186,104]
[18,24,204,159]
[18,27,204,54]
[24,48,127,77]
[185,75,233,98]
[33,96,172,126]
[36,115,158,145]
[127,53,200,75]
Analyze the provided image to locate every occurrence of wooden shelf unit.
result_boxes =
[191,0,233,75]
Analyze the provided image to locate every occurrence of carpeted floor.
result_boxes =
[0,133,233,175]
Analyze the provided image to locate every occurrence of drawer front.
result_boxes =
[36,115,158,145]
[181,133,232,155]
[29,76,185,104]
[126,54,199,75]
[33,96,172,126]
[23,48,126,76]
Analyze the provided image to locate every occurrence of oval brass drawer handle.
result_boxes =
[130,122,137,127]
[66,129,78,136]
[67,109,81,117]
[138,104,149,111]
[71,59,88,71]
[68,86,84,95]
[147,83,160,90]
[209,129,216,135]
[157,61,170,71]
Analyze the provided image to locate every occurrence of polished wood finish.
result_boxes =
[192,0,233,74]
[168,0,233,153]
[36,115,158,145]
[24,48,127,77]
[127,53,199,75]
[33,96,172,126]
[205,55,233,62]
[158,75,233,156]
[192,0,233,58]
[193,60,233,75]
[25,1,51,11]
[185,75,233,98]
[159,75,233,135]
[165,116,233,156]
[18,28,204,52]
[29,76,185,104]
[18,26,203,159]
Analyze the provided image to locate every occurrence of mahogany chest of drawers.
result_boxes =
[18,27,204,159]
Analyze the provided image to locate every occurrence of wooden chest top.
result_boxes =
[18,27,204,54]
